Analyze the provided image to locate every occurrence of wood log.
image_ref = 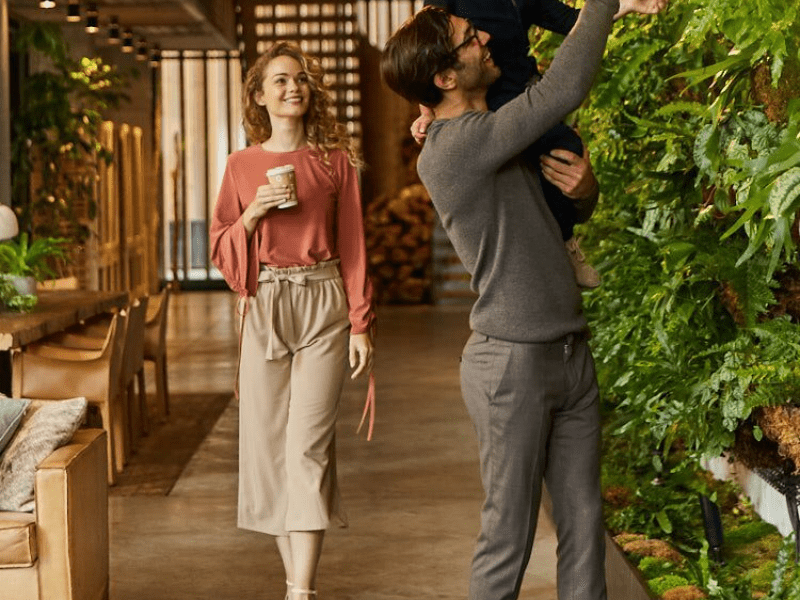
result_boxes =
[365,182,435,304]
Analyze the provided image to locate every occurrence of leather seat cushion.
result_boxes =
[0,512,37,567]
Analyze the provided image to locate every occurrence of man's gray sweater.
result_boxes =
[417,0,619,343]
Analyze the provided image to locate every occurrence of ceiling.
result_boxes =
[8,0,238,50]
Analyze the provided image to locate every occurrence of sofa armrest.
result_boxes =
[35,429,109,600]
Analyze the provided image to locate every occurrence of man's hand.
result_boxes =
[539,146,598,200]
[411,105,436,145]
[614,0,668,20]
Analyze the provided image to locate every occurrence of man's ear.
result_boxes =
[434,69,457,91]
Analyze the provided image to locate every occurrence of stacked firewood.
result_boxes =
[365,183,435,304]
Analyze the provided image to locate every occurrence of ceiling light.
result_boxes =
[108,17,120,44]
[39,1,56,8]
[85,3,98,33]
[149,46,161,68]
[66,0,80,23]
[136,38,148,61]
[122,28,134,53]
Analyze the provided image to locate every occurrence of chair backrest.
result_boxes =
[120,297,148,384]
[12,312,124,400]
[144,287,170,359]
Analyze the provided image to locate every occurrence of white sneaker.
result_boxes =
[565,237,601,289]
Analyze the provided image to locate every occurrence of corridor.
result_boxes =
[109,290,558,600]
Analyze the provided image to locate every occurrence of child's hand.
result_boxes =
[614,0,668,20]
[411,105,436,145]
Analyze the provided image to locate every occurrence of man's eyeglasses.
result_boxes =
[451,20,479,56]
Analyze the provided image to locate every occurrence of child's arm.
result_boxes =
[520,0,668,35]
[520,0,579,36]
[411,105,435,145]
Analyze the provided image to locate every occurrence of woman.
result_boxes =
[210,42,375,600]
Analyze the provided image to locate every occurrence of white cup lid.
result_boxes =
[267,165,295,176]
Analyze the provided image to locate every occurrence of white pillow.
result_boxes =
[0,398,88,512]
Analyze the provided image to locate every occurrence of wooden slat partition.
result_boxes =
[119,125,149,298]
[79,121,158,295]
[94,121,123,292]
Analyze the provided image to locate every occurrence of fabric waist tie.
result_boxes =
[258,260,341,361]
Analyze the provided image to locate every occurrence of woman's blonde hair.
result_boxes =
[242,42,364,169]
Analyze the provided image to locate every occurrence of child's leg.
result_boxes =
[524,123,601,288]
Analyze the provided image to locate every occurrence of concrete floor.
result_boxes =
[110,290,557,600]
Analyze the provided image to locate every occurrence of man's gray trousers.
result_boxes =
[460,331,607,600]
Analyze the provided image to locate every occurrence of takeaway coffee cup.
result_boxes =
[267,165,298,209]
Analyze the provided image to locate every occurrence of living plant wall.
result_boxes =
[535,0,800,595]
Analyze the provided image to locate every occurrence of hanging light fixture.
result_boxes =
[39,1,57,8]
[122,28,134,53]
[108,17,121,44]
[66,0,81,23]
[85,2,99,34]
[149,45,162,69]
[136,38,148,61]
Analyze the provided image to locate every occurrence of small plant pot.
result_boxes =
[1,274,37,296]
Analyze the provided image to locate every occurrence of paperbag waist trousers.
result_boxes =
[238,260,350,536]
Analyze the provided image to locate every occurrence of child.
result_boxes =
[416,0,667,288]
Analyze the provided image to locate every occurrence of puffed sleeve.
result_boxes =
[209,155,257,296]
[334,152,375,335]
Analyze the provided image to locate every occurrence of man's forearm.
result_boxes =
[485,0,620,167]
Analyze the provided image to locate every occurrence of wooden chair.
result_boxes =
[144,287,170,423]
[120,297,148,450]
[12,313,126,485]
[38,298,149,463]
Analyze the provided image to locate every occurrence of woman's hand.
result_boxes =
[242,182,292,237]
[349,333,374,380]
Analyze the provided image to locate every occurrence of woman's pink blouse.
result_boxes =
[209,145,374,335]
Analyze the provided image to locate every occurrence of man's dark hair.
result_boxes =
[380,6,459,107]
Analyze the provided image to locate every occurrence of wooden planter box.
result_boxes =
[605,531,653,600]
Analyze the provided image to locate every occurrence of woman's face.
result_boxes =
[255,55,311,120]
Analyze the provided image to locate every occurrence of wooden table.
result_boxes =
[0,290,129,350]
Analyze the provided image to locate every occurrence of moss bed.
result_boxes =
[602,432,796,598]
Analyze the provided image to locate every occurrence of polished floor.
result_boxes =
[110,290,557,600]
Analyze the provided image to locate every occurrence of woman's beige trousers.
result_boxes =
[237,260,350,536]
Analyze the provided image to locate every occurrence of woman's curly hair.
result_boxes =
[242,42,364,169]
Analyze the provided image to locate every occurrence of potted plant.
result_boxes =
[0,233,68,311]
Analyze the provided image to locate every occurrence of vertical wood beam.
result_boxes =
[0,0,11,207]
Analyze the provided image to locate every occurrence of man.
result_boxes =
[381,0,620,598]
[412,0,667,288]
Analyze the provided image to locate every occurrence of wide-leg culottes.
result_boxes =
[238,260,350,536]
[461,331,606,600]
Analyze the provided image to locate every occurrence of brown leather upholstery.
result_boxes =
[0,513,37,567]
[13,314,126,485]
[144,288,170,422]
[0,429,109,600]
